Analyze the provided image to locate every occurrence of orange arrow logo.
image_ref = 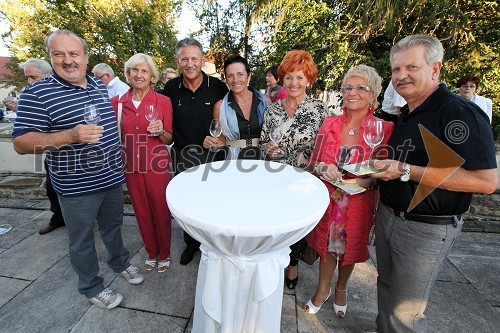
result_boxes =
[408,124,465,211]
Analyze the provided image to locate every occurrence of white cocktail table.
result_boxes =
[167,160,329,333]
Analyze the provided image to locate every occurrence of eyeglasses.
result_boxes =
[460,84,476,89]
[341,85,372,93]
[96,74,107,80]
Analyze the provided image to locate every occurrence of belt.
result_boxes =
[226,138,259,148]
[390,208,461,226]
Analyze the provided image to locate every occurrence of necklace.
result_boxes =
[285,98,298,111]
[344,123,359,136]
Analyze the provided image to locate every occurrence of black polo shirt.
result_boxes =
[161,71,228,173]
[162,71,228,148]
[380,83,496,215]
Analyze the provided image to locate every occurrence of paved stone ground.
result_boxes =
[0,179,499,332]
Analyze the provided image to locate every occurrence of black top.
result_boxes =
[161,71,228,173]
[227,89,261,139]
[380,84,497,215]
[161,71,228,148]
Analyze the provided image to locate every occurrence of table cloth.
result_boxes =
[167,160,329,333]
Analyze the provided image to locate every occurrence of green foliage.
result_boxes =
[0,0,181,88]
[191,0,498,115]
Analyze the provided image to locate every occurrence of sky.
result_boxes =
[0,2,202,57]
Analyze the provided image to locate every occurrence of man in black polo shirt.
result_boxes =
[371,34,497,332]
[162,37,228,265]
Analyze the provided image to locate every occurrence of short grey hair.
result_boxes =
[390,34,444,66]
[92,63,115,77]
[124,53,159,85]
[341,64,383,107]
[44,29,89,54]
[175,38,203,57]
[19,58,52,75]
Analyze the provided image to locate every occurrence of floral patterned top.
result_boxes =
[260,95,330,169]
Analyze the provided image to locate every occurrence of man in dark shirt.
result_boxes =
[371,34,497,332]
[162,37,228,265]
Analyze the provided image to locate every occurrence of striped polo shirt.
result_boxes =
[12,72,125,197]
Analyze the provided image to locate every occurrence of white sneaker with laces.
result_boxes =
[119,265,144,284]
[89,288,123,309]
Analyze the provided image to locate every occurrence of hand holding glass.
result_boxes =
[363,119,384,161]
[209,119,222,152]
[145,105,159,136]
[269,122,284,158]
[334,145,352,185]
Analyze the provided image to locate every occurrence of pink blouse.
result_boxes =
[111,89,173,173]
[306,110,394,265]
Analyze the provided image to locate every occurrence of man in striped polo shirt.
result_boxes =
[12,30,144,310]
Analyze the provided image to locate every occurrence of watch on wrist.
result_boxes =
[400,163,410,182]
[159,129,165,136]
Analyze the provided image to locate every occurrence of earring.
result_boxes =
[369,102,374,109]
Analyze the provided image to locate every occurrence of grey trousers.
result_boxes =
[58,186,130,298]
[374,203,463,333]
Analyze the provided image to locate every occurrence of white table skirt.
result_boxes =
[167,160,329,333]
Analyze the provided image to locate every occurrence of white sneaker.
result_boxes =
[119,265,144,284]
[89,288,123,309]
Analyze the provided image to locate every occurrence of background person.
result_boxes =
[264,65,287,104]
[8,58,66,235]
[161,37,228,266]
[371,34,497,333]
[456,73,493,124]
[203,55,267,159]
[110,53,173,273]
[380,81,406,123]
[161,67,178,83]
[3,92,19,113]
[305,65,394,316]
[92,63,129,98]
[260,49,331,290]
[13,30,143,310]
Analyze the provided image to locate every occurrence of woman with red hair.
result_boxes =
[260,50,331,290]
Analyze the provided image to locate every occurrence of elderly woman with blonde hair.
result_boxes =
[110,53,174,273]
[304,64,394,316]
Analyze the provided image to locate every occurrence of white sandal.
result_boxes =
[144,259,156,271]
[333,287,348,317]
[305,288,331,314]
[157,259,170,273]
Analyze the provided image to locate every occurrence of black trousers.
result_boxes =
[45,160,65,228]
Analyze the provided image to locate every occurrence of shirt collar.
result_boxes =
[401,83,448,117]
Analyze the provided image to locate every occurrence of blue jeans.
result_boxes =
[58,186,130,298]
[374,203,463,333]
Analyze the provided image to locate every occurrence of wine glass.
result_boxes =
[209,119,222,152]
[83,104,100,126]
[334,145,352,185]
[269,121,284,158]
[363,119,384,161]
[145,105,158,136]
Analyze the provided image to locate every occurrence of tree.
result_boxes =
[251,0,499,121]
[0,0,181,89]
